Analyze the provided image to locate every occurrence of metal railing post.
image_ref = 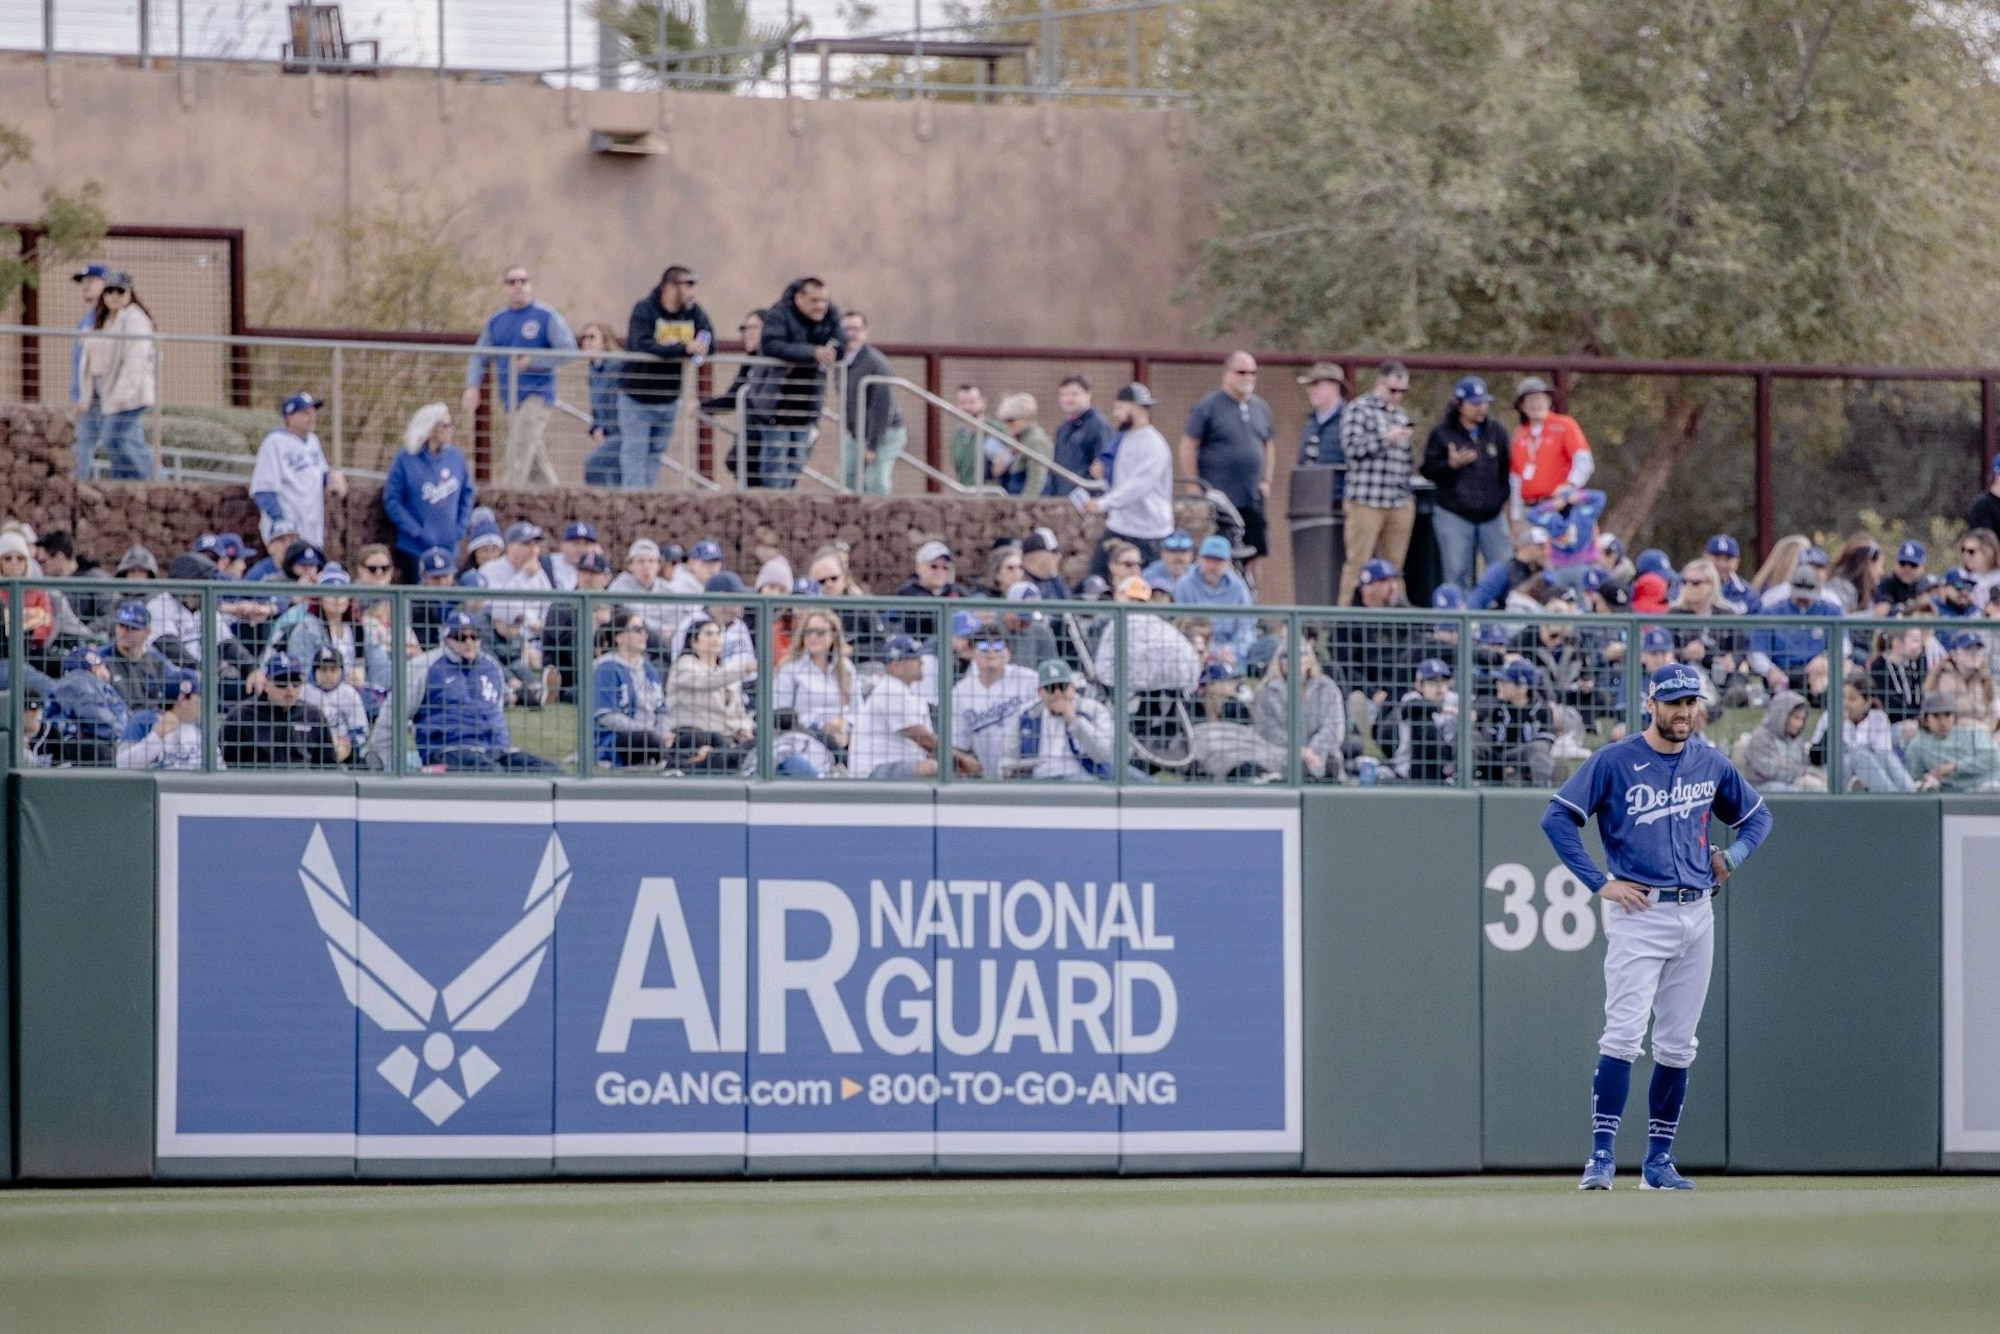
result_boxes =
[936,601,954,786]
[755,592,776,781]
[1825,621,1845,794]
[6,577,22,768]
[1622,616,1643,738]
[1754,372,1774,564]
[201,583,217,771]
[1454,611,1474,789]
[1111,605,1130,782]
[1284,610,1301,787]
[575,589,594,778]
[390,590,408,776]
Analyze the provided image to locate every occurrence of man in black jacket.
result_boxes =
[755,277,846,489]
[1420,376,1513,592]
[840,311,905,494]
[219,652,341,769]
[618,264,713,492]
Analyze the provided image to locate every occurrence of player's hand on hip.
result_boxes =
[1600,880,1651,912]
[1711,848,1731,885]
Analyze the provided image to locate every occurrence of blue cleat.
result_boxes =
[1578,1149,1615,1190]
[1640,1152,1695,1190]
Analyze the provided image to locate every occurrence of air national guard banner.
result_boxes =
[156,794,1300,1166]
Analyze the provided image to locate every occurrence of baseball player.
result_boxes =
[1540,663,1774,1190]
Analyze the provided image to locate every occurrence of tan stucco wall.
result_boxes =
[0,58,1214,349]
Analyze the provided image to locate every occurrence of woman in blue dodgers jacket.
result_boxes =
[1540,662,1774,1191]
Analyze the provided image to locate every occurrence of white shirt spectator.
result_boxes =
[608,571,679,637]
[117,719,203,770]
[145,590,235,652]
[851,673,928,777]
[479,554,555,630]
[773,655,853,732]
[305,678,369,749]
[1093,611,1201,693]
[954,664,1038,778]
[251,427,333,547]
[1023,697,1117,780]
[1097,423,1175,540]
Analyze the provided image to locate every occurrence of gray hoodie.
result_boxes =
[1741,689,1811,787]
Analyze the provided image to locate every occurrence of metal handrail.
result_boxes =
[855,374,1104,496]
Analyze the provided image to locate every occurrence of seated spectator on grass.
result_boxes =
[1747,567,1833,693]
[954,622,1038,779]
[1703,534,1753,612]
[668,573,757,675]
[773,608,855,767]
[1926,629,1996,725]
[48,644,126,765]
[666,615,758,773]
[480,521,556,632]
[1011,659,1116,780]
[1384,657,1456,784]
[1527,615,1609,753]
[895,540,970,599]
[852,635,942,778]
[103,600,173,710]
[1934,567,1980,618]
[1877,540,1929,611]
[382,402,474,585]
[414,612,559,772]
[1808,678,1913,793]
[116,544,159,581]
[280,541,326,590]
[1000,583,1060,668]
[1249,639,1350,782]
[1739,689,1823,791]
[1331,560,1418,727]
[1871,626,1931,744]
[543,549,612,699]
[1475,659,1556,787]
[279,570,389,693]
[1824,536,1888,615]
[549,522,599,591]
[610,539,680,640]
[593,610,672,769]
[1954,527,2000,602]
[1013,528,1071,602]
[411,547,461,650]
[1629,549,1676,613]
[981,545,1025,600]
[1094,576,1202,695]
[1468,527,1549,610]
[116,668,203,770]
[1173,536,1255,666]
[221,652,341,769]
[1906,691,2000,792]
[463,521,505,576]
[17,687,54,767]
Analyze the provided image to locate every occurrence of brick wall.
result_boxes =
[3,406,1209,591]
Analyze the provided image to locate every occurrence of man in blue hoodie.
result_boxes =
[462,265,577,487]
[381,402,475,584]
[414,609,559,771]
[1173,535,1258,666]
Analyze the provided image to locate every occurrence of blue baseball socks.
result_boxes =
[1647,1062,1689,1157]
[1591,1055,1632,1155]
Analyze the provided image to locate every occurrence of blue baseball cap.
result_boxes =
[503,521,544,546]
[704,570,747,595]
[1416,657,1453,681]
[951,610,984,638]
[1453,375,1493,404]
[317,565,351,586]
[155,668,200,703]
[1499,659,1541,689]
[1431,584,1466,610]
[1581,567,1610,593]
[1476,623,1509,646]
[1163,529,1195,552]
[1641,626,1675,653]
[281,391,323,417]
[1200,659,1240,685]
[194,532,223,557]
[792,577,822,596]
[1705,534,1739,558]
[883,634,923,663]
[661,542,686,565]
[562,521,597,543]
[1945,568,1978,590]
[1897,539,1926,566]
[1800,545,1830,568]
[63,645,106,673]
[420,547,455,578]
[577,551,612,575]
[444,609,480,633]
[1647,663,1704,701]
[1198,535,1233,560]
[1598,533,1625,561]
[691,539,725,563]
[456,569,488,589]
[466,521,503,553]
[216,533,248,560]
[72,263,111,282]
[1635,549,1674,579]
[265,651,305,682]
[1357,558,1399,587]
[1950,630,1987,651]
[115,601,151,629]
[266,517,300,540]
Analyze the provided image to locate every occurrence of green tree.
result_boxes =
[593,0,803,90]
[1182,1,2000,543]
[0,124,109,313]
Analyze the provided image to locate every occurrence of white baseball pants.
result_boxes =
[1598,892,1714,1069]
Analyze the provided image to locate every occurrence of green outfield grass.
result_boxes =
[2,1176,1997,1332]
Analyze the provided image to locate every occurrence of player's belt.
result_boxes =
[1651,887,1710,904]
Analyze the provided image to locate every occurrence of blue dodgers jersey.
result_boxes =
[1550,734,1763,889]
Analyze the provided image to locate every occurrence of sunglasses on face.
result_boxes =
[1382,385,1408,396]
[504,276,530,285]
[1041,683,1071,694]
[805,626,833,636]
[447,631,480,643]
[974,639,1007,652]
[362,563,392,574]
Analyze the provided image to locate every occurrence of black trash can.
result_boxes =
[1286,465,1345,607]
[1405,479,1443,610]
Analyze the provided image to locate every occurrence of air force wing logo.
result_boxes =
[297,825,570,1125]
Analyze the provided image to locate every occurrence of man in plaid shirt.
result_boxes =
[1338,361,1417,605]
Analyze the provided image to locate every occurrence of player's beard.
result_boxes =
[1655,713,1694,742]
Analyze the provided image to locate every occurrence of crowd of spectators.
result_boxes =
[28,274,2000,788]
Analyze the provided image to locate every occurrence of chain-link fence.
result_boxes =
[9,574,1984,796]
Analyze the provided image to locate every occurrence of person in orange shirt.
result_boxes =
[1509,376,1594,522]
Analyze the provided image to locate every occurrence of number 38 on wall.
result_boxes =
[1483,863,1604,952]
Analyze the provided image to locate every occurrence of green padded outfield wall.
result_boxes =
[1300,789,1482,1173]
[0,774,12,1181]
[1478,791,1730,1171]
[14,771,157,1180]
[1725,795,1940,1172]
